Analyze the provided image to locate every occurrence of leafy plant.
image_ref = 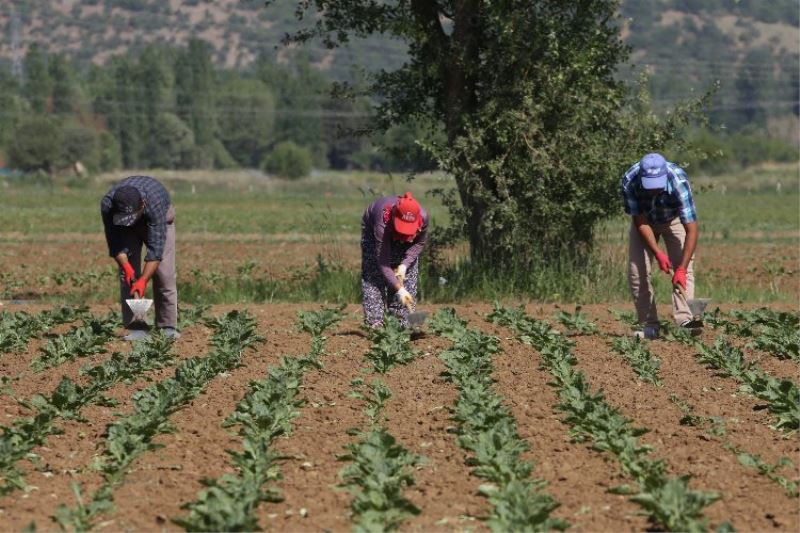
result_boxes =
[610,336,662,385]
[57,311,262,530]
[31,314,118,372]
[489,304,722,532]
[338,428,421,533]
[176,306,341,531]
[555,307,599,336]
[730,448,798,498]
[696,338,799,432]
[430,308,567,532]
[364,316,417,373]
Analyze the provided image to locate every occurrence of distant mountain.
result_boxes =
[0,0,797,136]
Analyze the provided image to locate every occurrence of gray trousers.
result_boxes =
[118,206,177,329]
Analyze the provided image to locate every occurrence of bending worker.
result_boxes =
[621,153,702,339]
[361,192,428,328]
[100,175,179,339]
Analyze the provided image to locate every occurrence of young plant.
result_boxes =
[610,336,662,385]
[364,315,417,373]
[176,306,340,531]
[430,308,567,532]
[555,306,599,336]
[489,304,723,532]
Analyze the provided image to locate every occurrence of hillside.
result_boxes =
[0,0,409,79]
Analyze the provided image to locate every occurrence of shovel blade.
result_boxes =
[126,298,153,320]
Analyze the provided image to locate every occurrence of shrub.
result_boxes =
[7,115,63,172]
[262,141,312,180]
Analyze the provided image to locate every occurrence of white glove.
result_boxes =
[394,264,407,284]
[396,287,414,309]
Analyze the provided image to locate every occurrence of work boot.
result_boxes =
[160,327,181,339]
[679,319,703,336]
[633,325,659,340]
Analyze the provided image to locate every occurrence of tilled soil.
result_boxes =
[0,303,797,532]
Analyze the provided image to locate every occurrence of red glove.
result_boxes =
[654,251,673,274]
[130,277,148,298]
[672,267,687,292]
[121,262,136,288]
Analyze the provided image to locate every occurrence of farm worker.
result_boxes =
[361,192,428,328]
[100,175,179,340]
[621,153,701,339]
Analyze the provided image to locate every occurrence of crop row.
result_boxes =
[489,305,724,532]
[0,306,89,354]
[0,332,177,499]
[31,313,119,372]
[669,396,799,498]
[53,310,261,531]
[337,317,422,532]
[556,308,663,386]
[429,308,566,532]
[660,321,799,433]
[176,306,344,531]
[706,307,799,363]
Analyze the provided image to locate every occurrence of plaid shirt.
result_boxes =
[621,161,697,225]
[101,176,171,261]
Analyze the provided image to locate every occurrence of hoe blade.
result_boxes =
[408,312,428,329]
[126,298,153,320]
[687,298,710,318]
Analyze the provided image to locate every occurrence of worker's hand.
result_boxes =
[672,267,687,293]
[396,287,414,309]
[121,262,136,288]
[130,277,148,299]
[654,251,673,274]
[394,264,407,284]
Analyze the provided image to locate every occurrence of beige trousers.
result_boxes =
[119,206,177,329]
[628,217,694,327]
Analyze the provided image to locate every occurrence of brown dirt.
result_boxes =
[0,303,797,532]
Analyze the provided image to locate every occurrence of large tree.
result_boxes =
[273,0,704,267]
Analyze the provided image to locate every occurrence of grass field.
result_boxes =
[0,164,798,305]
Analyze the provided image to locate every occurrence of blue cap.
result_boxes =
[639,153,668,190]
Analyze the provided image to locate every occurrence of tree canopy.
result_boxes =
[275,0,709,266]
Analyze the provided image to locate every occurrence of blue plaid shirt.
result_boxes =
[621,161,697,225]
[101,176,172,261]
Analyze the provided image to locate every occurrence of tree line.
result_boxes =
[0,39,437,178]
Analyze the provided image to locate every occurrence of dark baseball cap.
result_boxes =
[111,186,143,226]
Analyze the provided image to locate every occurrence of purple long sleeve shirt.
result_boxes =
[362,196,429,289]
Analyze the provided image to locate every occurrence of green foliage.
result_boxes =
[730,447,798,498]
[282,1,709,266]
[262,141,312,180]
[147,113,196,169]
[56,311,262,530]
[0,327,176,498]
[555,307,599,336]
[216,77,275,167]
[429,309,567,532]
[31,314,118,372]
[176,306,341,531]
[363,316,417,373]
[610,336,662,385]
[490,304,721,532]
[0,305,89,354]
[7,115,63,172]
[695,338,799,432]
[52,483,114,533]
[338,428,421,533]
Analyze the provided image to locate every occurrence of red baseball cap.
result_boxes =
[393,192,422,236]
